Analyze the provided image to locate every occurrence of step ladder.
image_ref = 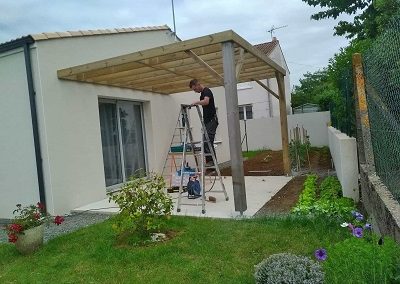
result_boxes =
[162,104,229,214]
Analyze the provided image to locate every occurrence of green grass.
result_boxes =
[0,215,347,284]
[242,149,268,159]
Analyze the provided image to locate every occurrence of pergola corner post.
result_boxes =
[222,41,247,214]
[276,72,291,176]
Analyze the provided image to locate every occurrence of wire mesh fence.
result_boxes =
[331,66,355,137]
[363,16,400,201]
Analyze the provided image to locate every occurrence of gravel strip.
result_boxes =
[0,213,111,243]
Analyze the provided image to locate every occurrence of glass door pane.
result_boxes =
[118,102,146,178]
[99,102,123,186]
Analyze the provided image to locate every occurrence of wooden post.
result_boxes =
[276,72,291,175]
[222,41,247,214]
[353,53,375,173]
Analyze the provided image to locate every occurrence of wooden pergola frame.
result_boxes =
[57,30,290,213]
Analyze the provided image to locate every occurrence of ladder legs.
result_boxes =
[166,104,228,215]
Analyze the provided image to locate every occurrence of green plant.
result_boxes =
[108,173,173,240]
[323,236,400,283]
[292,176,356,218]
[289,139,311,169]
[319,176,342,199]
[292,175,318,214]
[3,203,64,243]
[254,253,324,284]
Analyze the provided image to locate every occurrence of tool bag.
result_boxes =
[187,177,201,199]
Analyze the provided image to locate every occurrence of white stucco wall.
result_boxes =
[237,44,291,119]
[31,30,178,215]
[328,126,359,201]
[240,111,331,151]
[0,48,40,218]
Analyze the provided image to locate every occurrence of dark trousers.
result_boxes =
[204,116,219,163]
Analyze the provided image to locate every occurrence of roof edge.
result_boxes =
[31,25,172,41]
[0,36,34,53]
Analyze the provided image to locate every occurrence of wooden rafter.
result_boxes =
[184,50,223,84]
[235,48,245,79]
[253,79,279,99]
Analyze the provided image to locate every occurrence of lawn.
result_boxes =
[242,149,266,159]
[0,215,347,284]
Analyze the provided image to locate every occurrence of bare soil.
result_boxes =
[220,148,333,215]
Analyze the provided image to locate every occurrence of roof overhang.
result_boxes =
[57,30,286,95]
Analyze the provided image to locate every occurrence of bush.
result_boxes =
[323,236,400,283]
[107,173,173,240]
[254,253,324,284]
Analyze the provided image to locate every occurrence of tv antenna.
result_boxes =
[267,25,288,39]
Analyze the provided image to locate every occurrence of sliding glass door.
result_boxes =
[99,100,146,187]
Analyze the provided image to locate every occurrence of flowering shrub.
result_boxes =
[108,173,173,240]
[322,236,400,283]
[313,211,400,283]
[254,253,324,284]
[4,203,64,243]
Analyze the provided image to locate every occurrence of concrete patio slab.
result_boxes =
[73,176,292,219]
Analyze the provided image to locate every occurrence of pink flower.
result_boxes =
[54,216,64,225]
[9,223,23,233]
[36,202,45,210]
[34,212,41,220]
[8,233,18,243]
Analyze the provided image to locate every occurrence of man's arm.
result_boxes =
[192,96,209,106]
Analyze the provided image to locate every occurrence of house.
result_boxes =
[0,26,289,218]
[237,38,291,120]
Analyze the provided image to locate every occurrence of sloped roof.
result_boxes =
[0,25,171,46]
[254,40,279,55]
[31,25,171,41]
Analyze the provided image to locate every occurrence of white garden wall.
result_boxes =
[328,126,359,201]
[240,111,331,151]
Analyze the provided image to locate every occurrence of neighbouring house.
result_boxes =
[292,103,320,114]
[237,38,291,120]
[0,25,290,218]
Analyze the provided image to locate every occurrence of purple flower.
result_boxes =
[353,227,363,238]
[315,248,327,261]
[364,223,372,230]
[356,213,364,221]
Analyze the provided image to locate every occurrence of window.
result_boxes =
[238,104,253,120]
[99,100,147,187]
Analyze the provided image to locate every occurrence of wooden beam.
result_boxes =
[232,31,286,76]
[253,79,279,100]
[276,72,291,175]
[353,53,375,172]
[222,41,247,214]
[185,50,223,84]
[235,48,245,79]
[58,30,235,78]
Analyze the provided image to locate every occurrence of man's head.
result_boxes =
[189,79,203,93]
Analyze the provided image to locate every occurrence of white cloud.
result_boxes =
[0,0,353,87]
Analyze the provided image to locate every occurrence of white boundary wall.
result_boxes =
[240,111,331,150]
[328,126,359,201]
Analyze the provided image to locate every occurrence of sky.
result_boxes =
[0,0,353,89]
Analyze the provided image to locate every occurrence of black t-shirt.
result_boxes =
[200,87,216,123]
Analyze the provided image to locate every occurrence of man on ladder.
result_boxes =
[189,79,219,167]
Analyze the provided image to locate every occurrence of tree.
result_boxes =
[291,69,338,111]
[302,0,400,39]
